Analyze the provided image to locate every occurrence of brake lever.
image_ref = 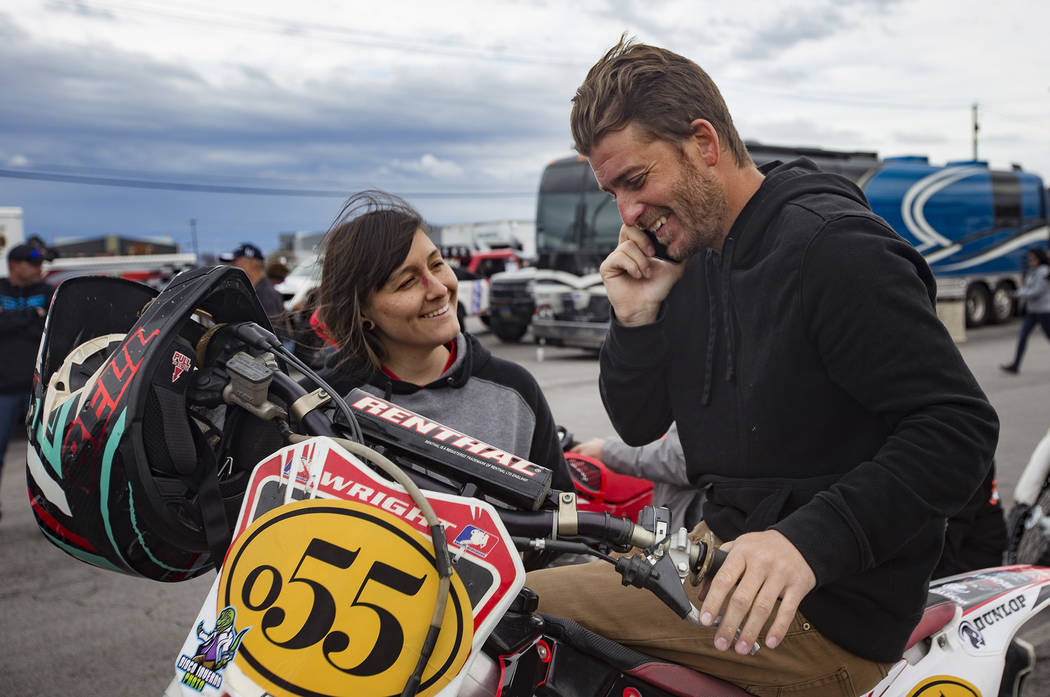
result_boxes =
[614,552,696,621]
[615,535,757,654]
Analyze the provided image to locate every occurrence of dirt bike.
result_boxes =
[152,325,1048,697]
[27,266,1046,697]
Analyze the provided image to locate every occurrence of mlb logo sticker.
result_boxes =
[454,525,498,558]
[281,442,317,485]
[172,351,192,382]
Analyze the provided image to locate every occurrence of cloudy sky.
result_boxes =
[2,0,1048,257]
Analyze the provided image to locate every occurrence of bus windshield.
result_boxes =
[536,158,623,256]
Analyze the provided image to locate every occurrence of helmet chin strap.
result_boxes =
[194,437,231,573]
[149,335,231,571]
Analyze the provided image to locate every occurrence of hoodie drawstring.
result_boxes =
[700,240,738,407]
[720,237,737,384]
[701,249,718,406]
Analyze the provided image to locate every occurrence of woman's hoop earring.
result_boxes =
[363,319,375,331]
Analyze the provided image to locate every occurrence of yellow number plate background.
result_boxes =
[219,498,474,697]
[908,675,981,697]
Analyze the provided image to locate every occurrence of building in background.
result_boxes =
[52,234,178,257]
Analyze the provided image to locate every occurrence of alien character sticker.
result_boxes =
[176,606,250,692]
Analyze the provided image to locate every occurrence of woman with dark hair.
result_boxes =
[317,190,573,492]
[1001,247,1050,374]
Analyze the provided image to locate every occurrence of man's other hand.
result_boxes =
[698,529,816,654]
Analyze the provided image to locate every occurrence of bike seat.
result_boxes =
[904,597,957,651]
[539,613,755,697]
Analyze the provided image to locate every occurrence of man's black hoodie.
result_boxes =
[599,159,998,661]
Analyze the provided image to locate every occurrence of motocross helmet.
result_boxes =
[27,267,284,581]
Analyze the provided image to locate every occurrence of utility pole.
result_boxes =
[972,103,979,161]
[189,218,199,259]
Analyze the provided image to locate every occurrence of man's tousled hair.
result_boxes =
[571,34,750,166]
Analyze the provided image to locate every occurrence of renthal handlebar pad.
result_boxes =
[345,389,554,510]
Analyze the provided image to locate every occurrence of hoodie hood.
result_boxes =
[323,332,487,399]
[696,158,873,405]
[728,158,872,268]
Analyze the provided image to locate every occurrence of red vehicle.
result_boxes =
[441,246,523,279]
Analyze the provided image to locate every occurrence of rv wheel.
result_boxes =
[990,283,1017,324]
[965,283,991,327]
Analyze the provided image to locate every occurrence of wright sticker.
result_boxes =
[908,675,981,697]
[218,498,473,697]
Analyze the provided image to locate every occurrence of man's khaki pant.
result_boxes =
[525,528,895,697]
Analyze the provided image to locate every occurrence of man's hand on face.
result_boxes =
[697,529,816,654]
[599,224,687,327]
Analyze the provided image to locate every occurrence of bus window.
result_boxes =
[583,190,623,250]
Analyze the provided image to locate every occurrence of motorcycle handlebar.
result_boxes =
[268,371,339,438]
[497,509,639,548]
[497,505,728,582]
[227,337,729,583]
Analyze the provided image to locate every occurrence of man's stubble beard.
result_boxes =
[670,156,729,261]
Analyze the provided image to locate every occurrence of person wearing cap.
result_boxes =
[1,244,55,517]
[221,243,292,349]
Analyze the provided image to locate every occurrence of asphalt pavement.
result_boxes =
[0,318,1048,695]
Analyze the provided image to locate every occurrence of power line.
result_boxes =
[54,0,581,67]
[0,167,534,198]
[722,82,967,110]
[49,0,1012,112]
[21,161,353,188]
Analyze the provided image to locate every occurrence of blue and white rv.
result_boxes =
[489,145,1050,349]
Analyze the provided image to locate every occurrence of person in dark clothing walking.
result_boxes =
[0,244,55,516]
[1001,247,1050,374]
[525,37,998,696]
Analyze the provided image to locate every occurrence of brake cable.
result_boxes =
[288,433,451,697]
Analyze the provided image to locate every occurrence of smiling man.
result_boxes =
[524,37,999,696]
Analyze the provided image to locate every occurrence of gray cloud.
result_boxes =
[0,8,568,195]
[44,0,116,20]
[0,9,571,247]
[592,0,693,45]
[732,5,847,62]
[728,0,902,64]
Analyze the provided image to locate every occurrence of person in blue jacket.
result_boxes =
[0,244,55,518]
